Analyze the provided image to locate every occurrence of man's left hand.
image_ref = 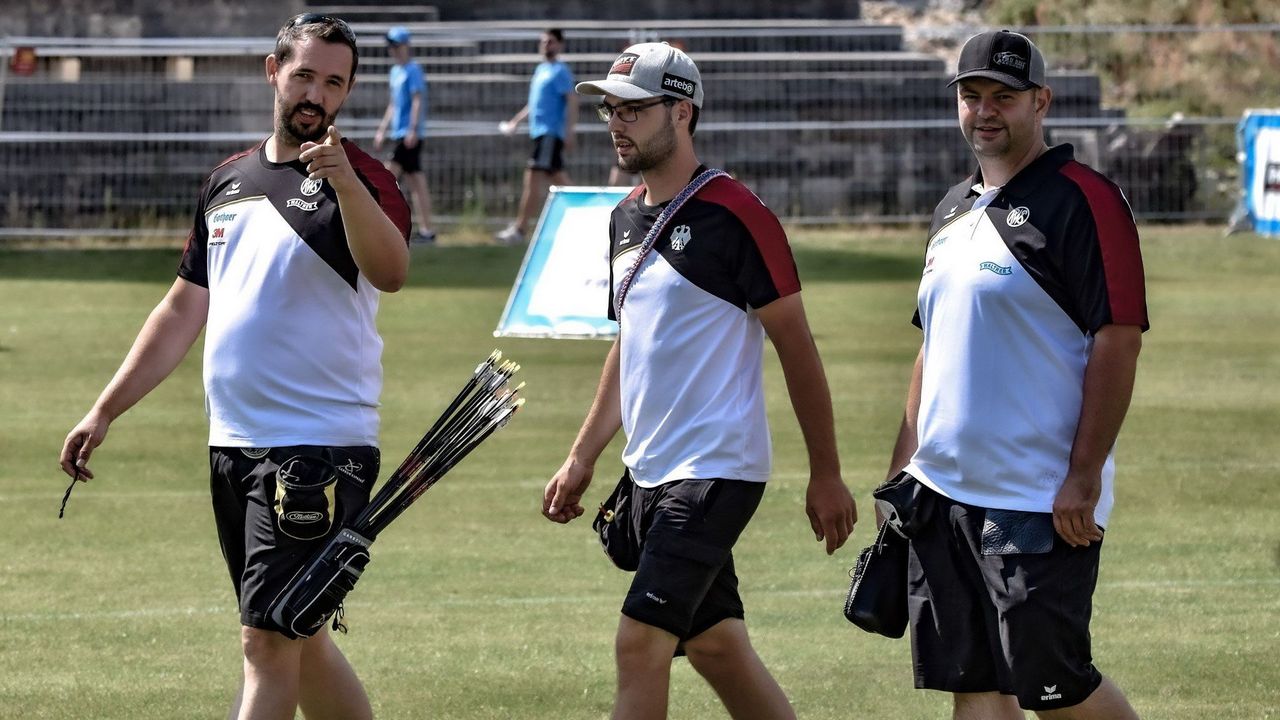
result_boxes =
[1052,471,1105,547]
[300,125,358,194]
[805,475,857,555]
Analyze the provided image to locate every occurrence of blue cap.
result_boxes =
[386,27,411,45]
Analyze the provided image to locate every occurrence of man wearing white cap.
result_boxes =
[543,42,857,719]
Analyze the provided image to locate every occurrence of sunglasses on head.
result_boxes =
[289,13,356,46]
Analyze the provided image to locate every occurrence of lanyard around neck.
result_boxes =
[613,167,728,319]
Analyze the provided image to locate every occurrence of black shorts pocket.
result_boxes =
[272,447,338,541]
[329,447,379,528]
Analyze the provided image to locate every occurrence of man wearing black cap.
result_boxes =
[878,30,1146,719]
[543,42,856,719]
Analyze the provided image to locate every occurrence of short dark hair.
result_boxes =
[545,28,564,43]
[274,13,359,81]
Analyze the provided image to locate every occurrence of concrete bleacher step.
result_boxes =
[357,51,947,76]
[0,72,1108,134]
[380,0,862,22]
[307,5,441,24]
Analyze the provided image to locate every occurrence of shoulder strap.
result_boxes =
[614,168,729,318]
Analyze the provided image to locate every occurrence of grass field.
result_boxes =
[1,226,1277,719]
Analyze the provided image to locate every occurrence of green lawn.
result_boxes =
[1,226,1277,719]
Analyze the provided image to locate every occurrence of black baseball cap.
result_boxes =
[949,30,1045,91]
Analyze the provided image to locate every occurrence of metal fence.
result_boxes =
[0,22,1273,239]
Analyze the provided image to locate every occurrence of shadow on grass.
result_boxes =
[0,244,922,288]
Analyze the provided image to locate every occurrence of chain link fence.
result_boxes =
[0,23,1271,239]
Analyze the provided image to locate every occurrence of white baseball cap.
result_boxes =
[576,42,703,108]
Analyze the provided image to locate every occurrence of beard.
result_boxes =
[275,97,338,146]
[616,115,677,174]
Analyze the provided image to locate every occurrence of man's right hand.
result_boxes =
[59,408,111,481]
[543,458,593,524]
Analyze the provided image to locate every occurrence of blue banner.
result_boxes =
[1238,109,1280,237]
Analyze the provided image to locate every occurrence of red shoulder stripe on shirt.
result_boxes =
[343,139,412,242]
[696,176,801,296]
[624,184,646,203]
[1058,161,1148,328]
[212,143,260,173]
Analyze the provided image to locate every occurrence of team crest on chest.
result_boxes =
[1006,206,1030,227]
[670,224,692,251]
[300,178,323,196]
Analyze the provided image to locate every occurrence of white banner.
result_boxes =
[494,186,631,339]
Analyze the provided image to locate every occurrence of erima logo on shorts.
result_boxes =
[645,592,668,605]
[1041,685,1063,701]
[287,198,319,212]
[662,73,696,98]
[980,261,1012,275]
[993,51,1027,70]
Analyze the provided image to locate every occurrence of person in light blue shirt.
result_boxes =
[376,26,436,244]
[496,28,578,245]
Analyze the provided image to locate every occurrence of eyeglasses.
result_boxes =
[289,13,357,46]
[596,97,676,123]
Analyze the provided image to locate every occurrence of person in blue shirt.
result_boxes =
[376,26,436,244]
[496,28,578,245]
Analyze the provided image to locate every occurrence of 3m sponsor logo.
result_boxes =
[661,73,696,99]
[284,510,324,524]
[212,227,225,239]
[1041,685,1063,702]
[979,261,1012,275]
[610,53,639,76]
[300,178,323,196]
[993,51,1028,70]
[287,198,319,212]
[1006,206,1031,227]
[210,211,237,223]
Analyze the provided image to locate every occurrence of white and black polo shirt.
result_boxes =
[178,139,410,448]
[608,171,801,487]
[906,144,1148,527]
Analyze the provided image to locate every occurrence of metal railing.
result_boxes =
[1,23,1272,238]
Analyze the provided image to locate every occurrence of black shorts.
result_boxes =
[391,139,423,174]
[209,445,379,632]
[621,477,764,641]
[527,134,564,173]
[907,483,1104,710]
